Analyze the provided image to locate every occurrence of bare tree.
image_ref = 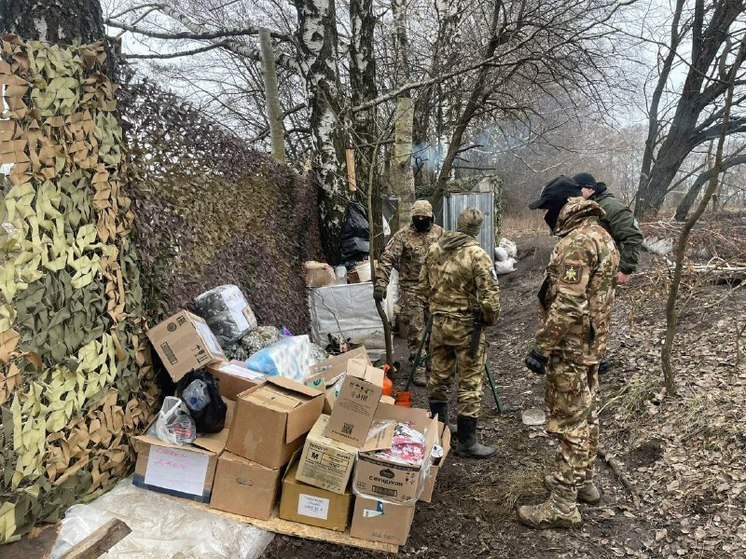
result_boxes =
[634,0,746,218]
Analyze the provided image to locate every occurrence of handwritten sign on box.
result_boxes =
[144,445,210,496]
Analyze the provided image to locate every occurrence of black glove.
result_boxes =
[525,347,548,375]
[373,286,386,302]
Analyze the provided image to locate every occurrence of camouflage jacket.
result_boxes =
[418,232,500,326]
[535,197,620,365]
[592,191,643,274]
[375,223,444,290]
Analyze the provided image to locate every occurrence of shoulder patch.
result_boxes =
[560,264,582,284]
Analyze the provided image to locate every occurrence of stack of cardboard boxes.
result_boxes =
[136,310,451,549]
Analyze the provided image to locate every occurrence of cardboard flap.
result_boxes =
[309,347,370,385]
[267,375,323,397]
[360,420,395,452]
[247,385,305,413]
[133,434,215,456]
[285,394,324,443]
[346,359,384,387]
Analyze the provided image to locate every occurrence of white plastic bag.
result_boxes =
[494,257,517,275]
[498,237,518,258]
[194,284,257,345]
[148,396,196,445]
[494,246,509,262]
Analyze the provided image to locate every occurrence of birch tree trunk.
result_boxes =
[259,28,286,164]
[294,0,348,262]
[1,0,104,43]
[393,97,415,228]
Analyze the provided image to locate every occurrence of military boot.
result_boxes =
[517,486,582,529]
[544,475,600,504]
[412,367,427,387]
[455,416,496,459]
[577,481,600,504]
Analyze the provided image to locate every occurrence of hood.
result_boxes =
[438,231,478,251]
[553,197,605,237]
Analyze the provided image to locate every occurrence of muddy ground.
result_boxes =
[262,228,746,559]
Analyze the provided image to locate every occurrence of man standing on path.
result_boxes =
[419,208,500,459]
[519,177,619,528]
[374,200,443,386]
[573,172,643,285]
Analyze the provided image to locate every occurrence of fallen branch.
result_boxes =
[599,449,640,506]
[61,518,131,559]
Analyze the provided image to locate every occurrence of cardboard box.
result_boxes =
[349,497,416,546]
[279,456,353,531]
[308,348,370,414]
[210,452,282,520]
[296,415,357,494]
[207,360,265,400]
[132,401,233,502]
[353,404,438,504]
[324,359,384,448]
[419,422,452,503]
[147,310,226,382]
[226,377,324,468]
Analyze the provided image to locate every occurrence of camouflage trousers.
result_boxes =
[399,287,427,359]
[544,356,600,493]
[428,315,485,418]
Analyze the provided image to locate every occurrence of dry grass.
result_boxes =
[500,213,546,237]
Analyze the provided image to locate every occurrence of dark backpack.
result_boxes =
[176,369,227,434]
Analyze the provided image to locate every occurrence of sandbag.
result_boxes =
[194,285,257,345]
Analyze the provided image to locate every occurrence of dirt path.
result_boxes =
[262,231,655,559]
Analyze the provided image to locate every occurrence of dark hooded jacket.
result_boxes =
[591,188,643,274]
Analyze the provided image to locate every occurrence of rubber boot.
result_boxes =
[517,486,582,529]
[455,416,496,459]
[598,358,612,375]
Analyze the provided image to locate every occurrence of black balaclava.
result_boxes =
[543,199,566,231]
[412,216,433,232]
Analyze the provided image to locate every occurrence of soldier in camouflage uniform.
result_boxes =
[519,176,619,528]
[374,200,443,386]
[419,208,501,459]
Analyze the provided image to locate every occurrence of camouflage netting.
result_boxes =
[0,37,159,543]
[118,79,323,334]
[0,36,322,544]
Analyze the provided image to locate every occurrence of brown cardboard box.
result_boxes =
[296,415,357,494]
[146,310,226,382]
[279,456,353,531]
[349,497,416,546]
[207,360,265,400]
[353,403,438,504]
[309,348,370,414]
[324,359,384,448]
[419,422,452,503]
[132,401,233,502]
[226,377,324,468]
[210,452,282,520]
[304,261,336,288]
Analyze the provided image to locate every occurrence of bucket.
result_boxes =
[355,261,372,282]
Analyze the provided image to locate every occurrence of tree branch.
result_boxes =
[123,42,230,59]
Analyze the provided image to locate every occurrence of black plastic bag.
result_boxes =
[176,369,228,434]
[340,201,370,263]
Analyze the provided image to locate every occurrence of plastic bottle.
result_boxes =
[182,379,209,411]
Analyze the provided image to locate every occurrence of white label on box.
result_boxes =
[298,494,330,520]
[144,446,210,496]
[193,321,224,356]
[363,500,385,517]
[220,363,264,380]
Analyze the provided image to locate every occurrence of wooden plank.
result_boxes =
[181,499,399,554]
[61,518,131,559]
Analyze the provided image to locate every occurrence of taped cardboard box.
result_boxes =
[353,404,438,505]
[349,497,416,546]
[296,415,357,494]
[132,401,234,502]
[308,347,370,411]
[279,455,353,532]
[226,377,324,469]
[324,359,384,448]
[207,360,265,400]
[146,310,226,382]
[419,422,452,503]
[210,451,282,520]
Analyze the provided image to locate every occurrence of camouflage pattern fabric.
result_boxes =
[535,197,620,365]
[533,197,617,513]
[428,316,486,417]
[419,230,500,418]
[375,222,442,355]
[399,286,427,357]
